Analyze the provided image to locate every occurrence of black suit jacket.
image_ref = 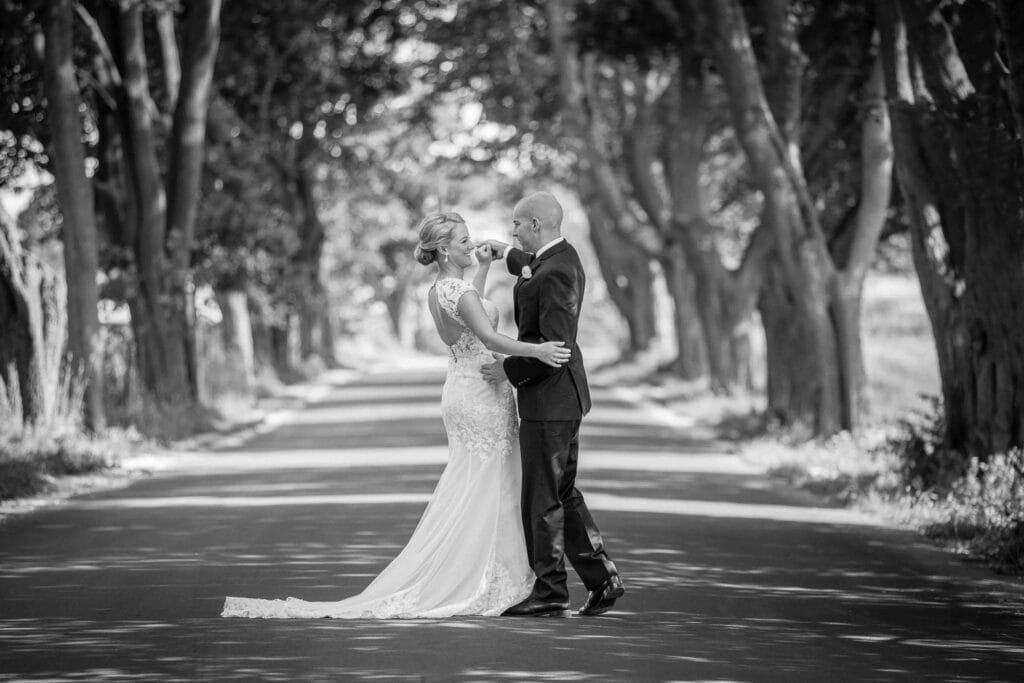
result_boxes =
[502,240,592,421]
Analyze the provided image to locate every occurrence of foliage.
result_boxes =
[0,428,129,502]
[0,360,130,503]
[750,425,1024,574]
[0,0,49,187]
[887,395,967,493]
[926,451,1024,572]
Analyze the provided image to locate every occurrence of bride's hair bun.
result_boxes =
[413,212,465,268]
[414,244,437,266]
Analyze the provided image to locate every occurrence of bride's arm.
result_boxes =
[457,290,569,368]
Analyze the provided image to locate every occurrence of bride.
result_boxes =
[222,212,569,618]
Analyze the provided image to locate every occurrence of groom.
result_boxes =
[482,191,624,618]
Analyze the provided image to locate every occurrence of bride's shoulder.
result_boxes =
[436,277,477,299]
[435,278,479,318]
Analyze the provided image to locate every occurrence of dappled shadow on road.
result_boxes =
[2,369,1024,680]
[2,589,1023,682]
[3,496,1023,680]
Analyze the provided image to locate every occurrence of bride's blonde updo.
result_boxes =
[414,212,465,266]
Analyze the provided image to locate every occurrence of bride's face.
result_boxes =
[443,222,475,269]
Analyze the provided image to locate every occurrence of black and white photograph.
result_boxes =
[1,0,1023,680]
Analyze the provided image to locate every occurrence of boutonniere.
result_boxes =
[520,265,533,279]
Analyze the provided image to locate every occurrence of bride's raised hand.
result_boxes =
[474,244,493,266]
[535,340,571,367]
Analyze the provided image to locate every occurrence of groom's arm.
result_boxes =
[505,247,533,276]
[503,267,580,388]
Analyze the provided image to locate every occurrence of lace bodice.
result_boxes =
[434,277,499,373]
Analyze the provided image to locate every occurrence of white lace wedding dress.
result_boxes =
[221,277,534,618]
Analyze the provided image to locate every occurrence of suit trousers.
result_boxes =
[518,419,617,603]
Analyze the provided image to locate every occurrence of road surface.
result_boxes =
[1,364,1022,681]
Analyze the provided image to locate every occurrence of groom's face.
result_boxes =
[512,209,540,253]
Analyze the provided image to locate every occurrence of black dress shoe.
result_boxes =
[502,597,571,617]
[577,575,625,616]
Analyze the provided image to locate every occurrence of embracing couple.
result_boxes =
[222,191,624,619]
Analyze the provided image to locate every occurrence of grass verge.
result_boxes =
[742,426,1024,575]
[0,427,138,503]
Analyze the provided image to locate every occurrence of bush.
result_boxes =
[0,360,135,502]
[921,450,1024,572]
[106,392,216,444]
[887,394,969,492]
[751,397,1024,574]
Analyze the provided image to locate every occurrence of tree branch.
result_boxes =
[842,56,893,286]
[166,0,222,271]
[994,0,1024,162]
[545,0,663,255]
[74,2,122,86]
[155,8,181,110]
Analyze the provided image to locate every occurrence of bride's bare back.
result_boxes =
[427,285,467,346]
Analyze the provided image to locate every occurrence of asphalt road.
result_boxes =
[1,364,1023,682]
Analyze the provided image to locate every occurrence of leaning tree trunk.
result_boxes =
[879,0,1024,456]
[829,58,893,429]
[0,209,66,427]
[546,0,686,368]
[42,0,105,430]
[583,194,656,355]
[704,0,845,436]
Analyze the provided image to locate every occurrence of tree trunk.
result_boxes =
[879,0,1024,456]
[662,65,766,392]
[298,279,320,359]
[383,288,406,346]
[757,259,839,436]
[830,57,894,428]
[292,147,329,365]
[216,289,256,396]
[98,1,220,406]
[584,194,656,355]
[270,315,297,378]
[249,298,275,381]
[660,243,707,379]
[166,0,221,400]
[43,0,105,430]
[0,209,66,427]
[549,0,699,376]
[116,5,192,403]
[319,306,339,368]
[677,218,765,393]
[703,0,847,435]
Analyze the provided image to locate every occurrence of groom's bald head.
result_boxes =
[512,191,563,252]
[515,192,563,231]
